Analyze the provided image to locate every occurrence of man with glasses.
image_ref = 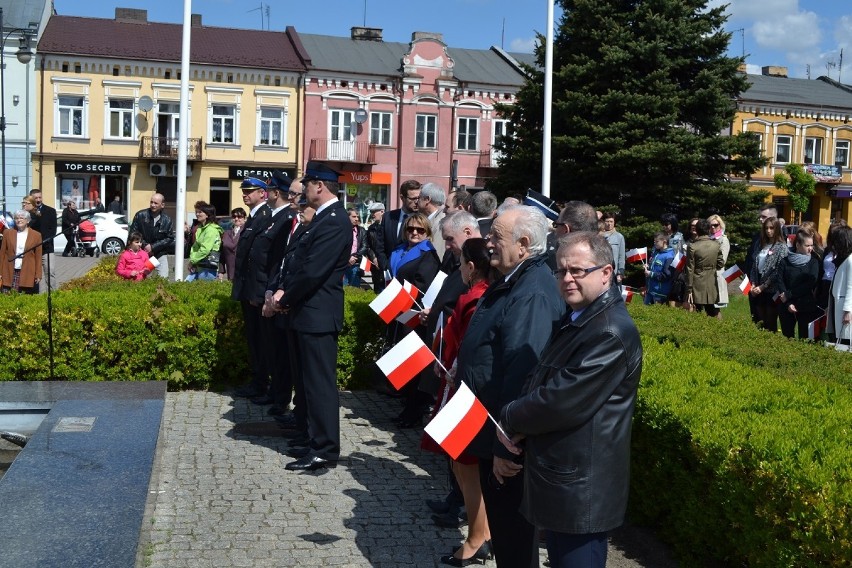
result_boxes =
[128,193,175,278]
[28,189,57,291]
[456,206,565,567]
[546,200,598,270]
[497,231,642,568]
[417,183,447,258]
[374,179,421,285]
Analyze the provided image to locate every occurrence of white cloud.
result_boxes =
[509,36,536,53]
[835,15,852,51]
[711,0,798,22]
[753,11,821,51]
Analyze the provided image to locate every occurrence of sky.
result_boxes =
[52,1,852,81]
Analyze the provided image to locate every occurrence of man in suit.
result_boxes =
[342,208,368,287]
[374,179,421,282]
[469,190,498,237]
[273,161,352,471]
[231,178,273,399]
[29,189,57,292]
[418,182,447,260]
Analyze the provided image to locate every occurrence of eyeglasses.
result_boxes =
[232,215,245,220]
[406,226,427,235]
[710,223,720,228]
[552,222,566,229]
[553,265,606,279]
[404,194,420,201]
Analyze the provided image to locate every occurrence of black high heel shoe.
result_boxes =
[440,541,492,566]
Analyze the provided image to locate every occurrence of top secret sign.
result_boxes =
[56,161,131,175]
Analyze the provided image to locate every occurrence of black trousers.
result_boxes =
[285,328,308,435]
[478,457,539,568]
[241,301,268,391]
[291,331,340,461]
[263,316,293,408]
[779,306,819,339]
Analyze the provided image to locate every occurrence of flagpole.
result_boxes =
[174,0,192,280]
[541,0,555,197]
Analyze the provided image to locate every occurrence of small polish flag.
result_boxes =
[722,265,744,284]
[739,275,753,295]
[625,247,647,264]
[144,256,160,272]
[671,250,686,271]
[808,313,827,340]
[772,291,784,304]
[359,256,372,274]
[424,382,489,460]
[369,279,417,324]
[376,331,436,390]
[396,309,421,329]
[421,271,448,309]
[620,286,634,303]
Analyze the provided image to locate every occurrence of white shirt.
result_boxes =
[14,229,28,270]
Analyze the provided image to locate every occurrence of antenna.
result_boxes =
[363,0,367,27]
[806,64,811,80]
[840,49,844,83]
[501,18,505,50]
[731,28,745,60]
[246,3,265,30]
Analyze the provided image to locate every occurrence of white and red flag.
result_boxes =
[359,256,372,274]
[739,275,753,295]
[421,271,448,309]
[808,313,827,340]
[424,382,489,460]
[376,331,436,390]
[395,309,421,330]
[671,250,686,271]
[620,286,635,303]
[625,247,647,264]
[722,265,744,284]
[369,279,418,324]
[143,256,160,273]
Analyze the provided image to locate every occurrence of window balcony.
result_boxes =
[308,139,376,164]
[478,150,501,169]
[140,136,203,160]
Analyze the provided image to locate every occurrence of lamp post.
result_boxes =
[1,6,35,213]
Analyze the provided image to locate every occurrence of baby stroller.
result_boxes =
[71,219,100,257]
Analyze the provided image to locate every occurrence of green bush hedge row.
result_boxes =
[0,261,384,390]
[629,303,852,566]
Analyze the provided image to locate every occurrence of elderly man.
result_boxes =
[469,190,498,236]
[457,205,565,567]
[547,200,599,269]
[128,193,175,278]
[418,182,447,257]
[499,232,642,568]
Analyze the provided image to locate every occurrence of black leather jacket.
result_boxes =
[129,209,175,258]
[500,285,643,534]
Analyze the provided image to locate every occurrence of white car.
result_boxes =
[53,212,129,256]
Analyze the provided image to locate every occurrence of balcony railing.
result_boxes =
[140,136,203,160]
[478,150,502,169]
[308,139,376,164]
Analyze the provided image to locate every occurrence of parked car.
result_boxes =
[53,212,129,256]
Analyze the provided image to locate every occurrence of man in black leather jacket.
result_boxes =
[499,231,643,568]
[128,193,175,278]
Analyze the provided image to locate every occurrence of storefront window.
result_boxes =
[338,183,387,225]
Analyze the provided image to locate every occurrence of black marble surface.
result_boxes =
[0,382,166,567]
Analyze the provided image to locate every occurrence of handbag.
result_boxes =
[834,323,851,353]
[197,250,220,270]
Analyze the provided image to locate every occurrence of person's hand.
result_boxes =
[144,244,152,254]
[492,456,523,484]
[218,273,226,281]
[496,429,525,456]
[777,292,787,303]
[419,307,431,325]
[130,270,138,277]
[788,304,797,314]
[843,311,851,325]
[261,303,274,318]
[750,285,761,296]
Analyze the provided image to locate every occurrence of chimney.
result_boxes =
[115,8,148,22]
[351,27,383,42]
[737,63,748,73]
[191,14,202,27]
[412,31,444,43]
[762,65,788,78]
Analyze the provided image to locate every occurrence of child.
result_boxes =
[645,232,675,304]
[116,232,150,281]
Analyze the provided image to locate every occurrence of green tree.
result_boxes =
[490,0,767,227]
[773,164,816,225]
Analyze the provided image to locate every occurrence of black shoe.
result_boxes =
[267,405,288,416]
[278,429,309,439]
[233,385,265,398]
[426,499,451,514]
[285,446,311,458]
[285,455,336,471]
[440,541,492,566]
[274,413,298,426]
[432,511,468,529]
[251,395,275,405]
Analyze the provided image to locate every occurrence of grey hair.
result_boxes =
[14,210,32,222]
[470,191,498,217]
[508,205,549,256]
[420,183,446,207]
[440,210,480,236]
[496,197,521,216]
[558,231,615,270]
[557,201,598,232]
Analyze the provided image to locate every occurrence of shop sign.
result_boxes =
[806,164,841,184]
[56,161,131,174]
[228,166,293,180]
[339,171,393,185]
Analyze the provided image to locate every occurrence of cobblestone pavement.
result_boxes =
[138,391,678,567]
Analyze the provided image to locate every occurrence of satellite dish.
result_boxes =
[138,96,154,112]
[354,108,368,124]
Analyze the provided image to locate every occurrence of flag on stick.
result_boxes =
[396,309,422,330]
[671,250,686,271]
[359,256,372,274]
[739,275,753,295]
[722,265,744,284]
[625,247,647,264]
[376,331,436,389]
[144,256,160,273]
[620,286,635,303]
[369,279,417,324]
[808,313,827,340]
[424,382,489,460]
[421,271,448,309]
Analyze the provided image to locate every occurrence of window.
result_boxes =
[107,99,134,139]
[259,108,285,147]
[57,95,85,137]
[211,105,235,143]
[804,137,823,164]
[330,109,354,142]
[370,112,392,146]
[491,119,512,167]
[775,135,792,163]
[457,117,479,151]
[415,114,437,149]
[835,140,850,169]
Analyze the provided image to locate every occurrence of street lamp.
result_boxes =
[1,6,35,213]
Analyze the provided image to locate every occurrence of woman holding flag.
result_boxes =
[748,217,788,332]
[685,219,724,317]
[708,214,731,315]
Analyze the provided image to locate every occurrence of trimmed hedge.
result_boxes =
[628,302,852,566]
[0,258,383,390]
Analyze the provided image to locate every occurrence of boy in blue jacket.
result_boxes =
[645,232,675,304]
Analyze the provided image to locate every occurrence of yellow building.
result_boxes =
[34,9,307,223]
[734,68,852,234]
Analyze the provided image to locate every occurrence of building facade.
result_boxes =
[734,68,852,233]
[34,9,307,222]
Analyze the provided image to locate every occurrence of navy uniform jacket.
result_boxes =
[242,207,297,304]
[278,200,352,334]
[232,204,272,302]
[374,208,407,272]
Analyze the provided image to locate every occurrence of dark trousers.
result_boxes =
[241,301,268,390]
[285,328,308,434]
[779,306,819,340]
[546,531,608,568]
[263,317,293,408]
[292,331,340,461]
[753,292,779,333]
[478,457,538,568]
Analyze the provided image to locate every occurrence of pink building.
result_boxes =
[297,28,528,215]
